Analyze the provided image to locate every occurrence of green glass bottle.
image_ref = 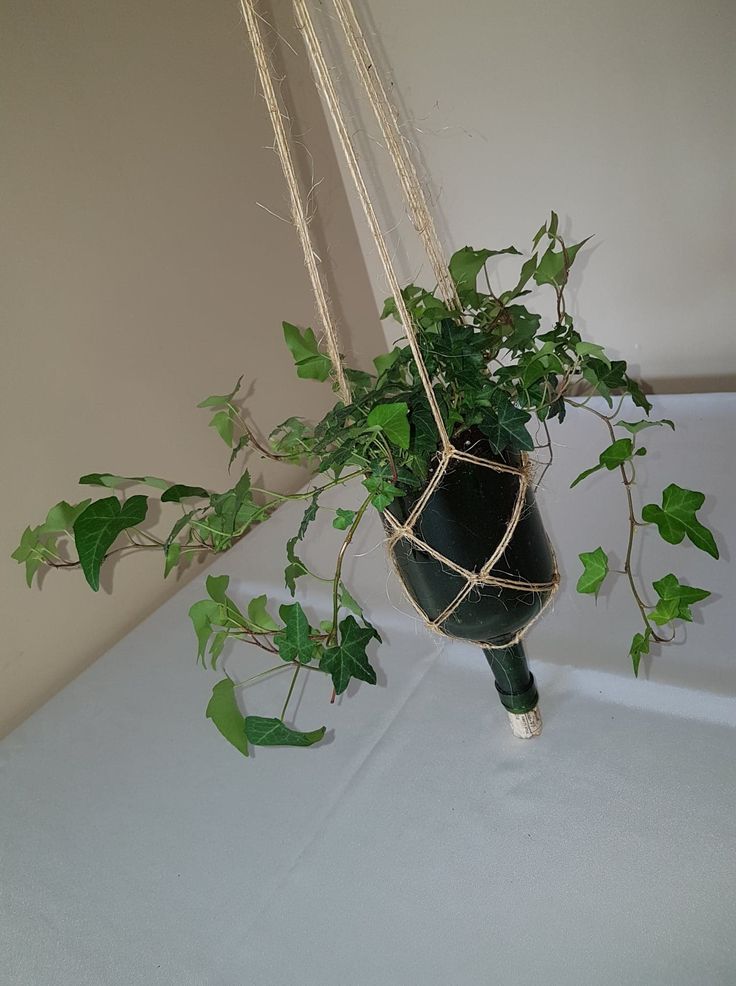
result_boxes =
[387,429,556,731]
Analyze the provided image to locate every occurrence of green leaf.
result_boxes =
[641,484,719,559]
[228,434,250,471]
[373,349,401,377]
[574,341,610,366]
[208,410,234,447]
[449,246,521,293]
[209,631,227,668]
[206,574,230,603]
[576,546,609,596]
[164,542,180,578]
[548,210,559,238]
[297,494,320,541]
[165,511,195,551]
[274,602,315,664]
[188,599,223,662]
[247,594,279,632]
[244,716,326,748]
[629,629,652,677]
[43,499,91,532]
[532,222,547,250]
[616,419,675,435]
[73,495,148,590]
[339,584,363,617]
[78,473,169,490]
[284,536,308,596]
[362,475,403,512]
[197,376,243,409]
[366,402,410,450]
[533,237,591,287]
[479,395,534,453]
[649,573,710,625]
[570,438,634,488]
[11,526,52,587]
[206,678,248,756]
[161,484,210,503]
[320,615,377,695]
[333,508,356,531]
[283,322,332,382]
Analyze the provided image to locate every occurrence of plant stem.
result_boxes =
[280,665,301,720]
[565,398,667,642]
[328,494,373,644]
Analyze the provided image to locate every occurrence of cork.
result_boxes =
[507,705,543,738]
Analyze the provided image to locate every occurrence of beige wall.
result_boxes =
[319,0,735,387]
[0,0,381,736]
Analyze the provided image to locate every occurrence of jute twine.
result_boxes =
[240,0,559,648]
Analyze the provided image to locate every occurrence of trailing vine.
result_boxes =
[13,215,718,755]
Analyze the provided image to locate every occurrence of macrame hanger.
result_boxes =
[238,0,350,404]
[328,0,461,313]
[239,0,559,647]
[291,0,452,452]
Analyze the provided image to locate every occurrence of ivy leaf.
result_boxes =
[629,628,652,677]
[570,438,635,488]
[297,494,320,540]
[274,602,315,664]
[362,475,403,512]
[479,395,534,453]
[339,583,363,617]
[72,495,148,591]
[500,254,538,304]
[244,716,326,748]
[449,246,521,293]
[284,536,308,595]
[197,376,243,409]
[188,599,223,662]
[533,237,591,288]
[165,510,195,551]
[625,377,653,414]
[333,508,356,531]
[616,419,675,434]
[206,574,230,603]
[642,485,719,559]
[373,348,401,377]
[575,341,610,366]
[11,526,56,587]
[163,542,180,578]
[208,410,234,447]
[206,678,248,756]
[161,484,210,503]
[43,499,91,532]
[209,631,227,668]
[366,402,410,449]
[283,322,332,382]
[228,434,250,471]
[78,473,169,490]
[320,615,377,695]
[576,546,609,596]
[650,573,710,625]
[247,595,279,632]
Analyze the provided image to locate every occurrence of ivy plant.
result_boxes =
[13,214,718,754]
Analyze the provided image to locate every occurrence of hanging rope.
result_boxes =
[238,0,350,403]
[329,0,460,312]
[291,0,451,450]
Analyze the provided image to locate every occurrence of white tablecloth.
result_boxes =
[2,395,735,985]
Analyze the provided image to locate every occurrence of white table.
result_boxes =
[2,396,735,985]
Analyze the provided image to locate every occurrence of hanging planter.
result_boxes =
[386,431,557,736]
[11,0,720,757]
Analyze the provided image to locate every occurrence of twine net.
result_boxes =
[240,0,559,647]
